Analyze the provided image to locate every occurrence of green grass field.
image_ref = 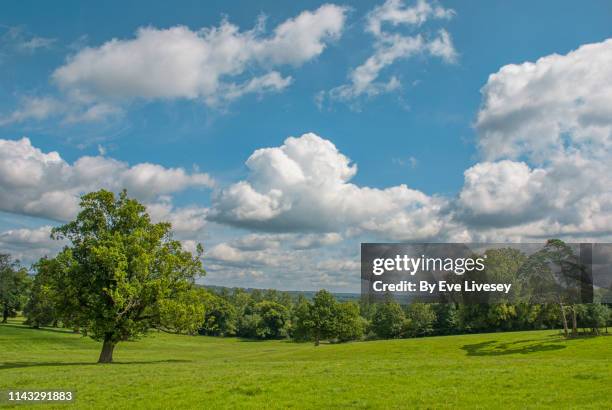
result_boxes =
[1,319,610,409]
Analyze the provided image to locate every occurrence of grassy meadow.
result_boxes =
[1,318,610,409]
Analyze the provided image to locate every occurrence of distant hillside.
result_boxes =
[200,284,361,302]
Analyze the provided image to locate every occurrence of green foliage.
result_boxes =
[307,290,340,345]
[159,289,206,335]
[235,298,289,340]
[485,303,517,330]
[433,303,459,335]
[290,295,313,342]
[199,291,237,336]
[0,253,30,323]
[404,303,436,337]
[334,302,364,342]
[519,239,583,303]
[371,296,405,338]
[46,189,205,361]
[577,304,610,334]
[24,257,59,328]
[3,318,610,408]
[483,248,527,301]
[253,300,290,339]
[290,291,363,344]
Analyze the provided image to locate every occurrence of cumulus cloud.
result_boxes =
[210,72,612,242]
[456,160,548,227]
[210,132,451,240]
[0,226,64,265]
[204,237,361,290]
[206,242,296,269]
[146,202,208,237]
[324,0,456,105]
[476,38,612,161]
[5,36,612,290]
[0,137,214,221]
[460,38,612,240]
[49,5,346,113]
[456,152,612,239]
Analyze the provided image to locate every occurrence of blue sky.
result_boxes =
[1,0,611,291]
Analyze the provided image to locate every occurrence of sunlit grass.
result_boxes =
[1,318,610,409]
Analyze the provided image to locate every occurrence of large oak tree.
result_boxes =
[49,190,205,363]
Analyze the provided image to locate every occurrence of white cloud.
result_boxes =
[0,96,64,125]
[146,202,208,237]
[0,97,122,126]
[231,233,283,251]
[0,137,214,221]
[204,236,361,290]
[366,0,454,36]
[427,29,457,63]
[206,242,296,269]
[0,226,56,248]
[476,38,612,161]
[292,232,343,249]
[0,226,64,265]
[324,0,456,105]
[0,26,55,55]
[222,72,293,103]
[210,132,451,240]
[51,5,346,110]
[5,36,612,290]
[459,38,612,240]
[456,152,612,239]
[457,160,548,227]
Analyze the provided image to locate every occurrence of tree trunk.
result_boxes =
[2,306,8,323]
[571,306,578,336]
[559,303,568,337]
[314,331,320,347]
[98,334,116,363]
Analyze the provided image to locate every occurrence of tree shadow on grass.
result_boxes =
[0,359,190,370]
[0,323,76,335]
[461,339,566,356]
[546,332,608,340]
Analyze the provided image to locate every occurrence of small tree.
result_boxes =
[49,190,205,363]
[433,303,458,335]
[405,303,436,337]
[0,254,30,323]
[334,301,364,342]
[290,295,313,342]
[577,304,610,335]
[307,290,338,346]
[253,300,289,339]
[520,239,584,337]
[199,291,237,336]
[24,257,59,328]
[371,295,405,339]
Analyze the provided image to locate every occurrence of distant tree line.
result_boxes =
[16,266,611,345]
[0,190,610,364]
